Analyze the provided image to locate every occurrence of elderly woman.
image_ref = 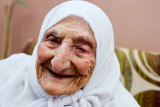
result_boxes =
[0,0,140,107]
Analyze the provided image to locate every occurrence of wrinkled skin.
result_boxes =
[36,15,96,96]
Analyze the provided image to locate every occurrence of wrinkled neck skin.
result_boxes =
[36,15,96,96]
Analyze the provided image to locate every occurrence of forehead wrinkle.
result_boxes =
[55,15,93,34]
[47,24,92,38]
[45,15,94,37]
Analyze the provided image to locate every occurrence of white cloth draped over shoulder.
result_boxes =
[0,0,140,107]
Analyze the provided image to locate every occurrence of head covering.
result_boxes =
[0,0,140,107]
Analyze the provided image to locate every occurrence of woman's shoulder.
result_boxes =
[0,53,32,85]
[1,53,30,59]
[0,53,30,64]
[0,53,31,74]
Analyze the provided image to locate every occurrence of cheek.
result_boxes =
[74,58,95,75]
[37,43,54,63]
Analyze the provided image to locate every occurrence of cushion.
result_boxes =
[115,48,160,107]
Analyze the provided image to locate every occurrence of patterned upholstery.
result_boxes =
[22,41,160,107]
[115,48,160,107]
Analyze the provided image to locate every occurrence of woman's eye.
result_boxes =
[49,38,56,42]
[77,48,87,53]
[47,34,57,43]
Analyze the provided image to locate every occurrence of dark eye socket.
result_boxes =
[47,34,57,43]
[77,48,87,53]
[49,38,56,42]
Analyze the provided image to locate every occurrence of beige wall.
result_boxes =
[0,0,160,58]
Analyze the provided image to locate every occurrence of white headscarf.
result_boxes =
[0,0,140,107]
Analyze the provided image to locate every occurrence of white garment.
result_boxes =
[0,0,140,107]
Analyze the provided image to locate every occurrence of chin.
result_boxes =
[41,82,78,96]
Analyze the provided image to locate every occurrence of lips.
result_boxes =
[46,67,75,78]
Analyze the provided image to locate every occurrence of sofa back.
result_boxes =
[115,48,160,107]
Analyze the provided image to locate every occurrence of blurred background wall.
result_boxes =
[0,0,160,59]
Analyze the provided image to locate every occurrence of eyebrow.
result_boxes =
[45,30,60,38]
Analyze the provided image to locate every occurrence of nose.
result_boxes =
[51,43,71,73]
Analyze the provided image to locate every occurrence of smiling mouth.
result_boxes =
[46,67,75,78]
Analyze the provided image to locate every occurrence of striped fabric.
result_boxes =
[115,48,160,107]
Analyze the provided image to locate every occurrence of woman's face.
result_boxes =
[37,16,96,96]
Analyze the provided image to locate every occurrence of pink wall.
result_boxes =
[0,0,160,58]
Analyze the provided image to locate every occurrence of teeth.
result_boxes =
[46,67,74,78]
